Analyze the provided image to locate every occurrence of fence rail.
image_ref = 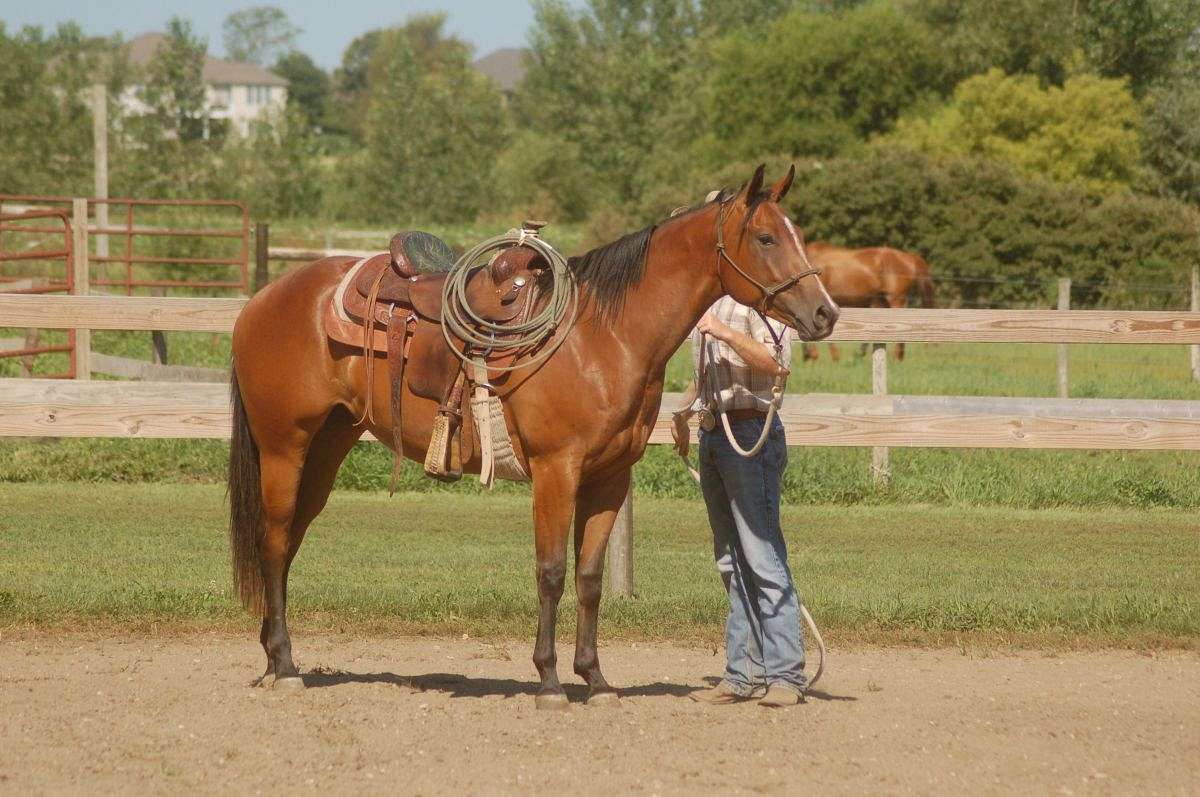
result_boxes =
[4,380,1200,452]
[6,294,1200,344]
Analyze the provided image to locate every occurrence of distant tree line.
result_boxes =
[1,1,1198,302]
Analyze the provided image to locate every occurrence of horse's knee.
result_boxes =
[576,569,603,607]
[537,561,566,600]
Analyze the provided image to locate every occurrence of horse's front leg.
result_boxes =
[530,461,579,710]
[571,469,630,706]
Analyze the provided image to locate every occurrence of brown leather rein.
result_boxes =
[714,197,823,314]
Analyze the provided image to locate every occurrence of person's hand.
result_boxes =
[696,311,732,342]
[671,411,690,457]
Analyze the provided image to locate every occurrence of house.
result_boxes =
[121,33,288,136]
[473,48,527,97]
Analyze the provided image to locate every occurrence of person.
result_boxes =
[671,295,806,707]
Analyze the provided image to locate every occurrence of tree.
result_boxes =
[1078,0,1200,95]
[226,106,324,218]
[272,50,329,128]
[117,18,224,198]
[326,29,384,140]
[885,69,1142,192]
[355,16,508,222]
[222,6,300,65]
[1141,77,1200,205]
[705,4,954,159]
[0,22,113,195]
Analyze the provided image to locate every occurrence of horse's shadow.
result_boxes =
[301,670,856,702]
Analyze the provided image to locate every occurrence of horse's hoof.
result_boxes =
[534,692,570,712]
[273,675,306,691]
[586,690,621,708]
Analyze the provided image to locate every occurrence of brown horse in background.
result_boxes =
[802,240,934,361]
[227,165,839,709]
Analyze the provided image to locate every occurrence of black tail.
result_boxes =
[228,366,265,613]
[913,255,935,308]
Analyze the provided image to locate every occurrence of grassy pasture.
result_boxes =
[0,483,1195,648]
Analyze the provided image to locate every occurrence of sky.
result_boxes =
[0,0,571,68]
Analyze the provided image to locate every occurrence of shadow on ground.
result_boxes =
[301,669,856,702]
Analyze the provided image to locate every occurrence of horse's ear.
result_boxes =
[743,163,766,205]
[770,164,795,202]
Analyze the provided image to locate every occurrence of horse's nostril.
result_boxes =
[815,304,836,329]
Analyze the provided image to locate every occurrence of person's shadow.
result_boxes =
[301,670,855,702]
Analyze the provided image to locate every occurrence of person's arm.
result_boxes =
[696,311,788,377]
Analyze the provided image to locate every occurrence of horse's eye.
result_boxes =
[757,233,775,246]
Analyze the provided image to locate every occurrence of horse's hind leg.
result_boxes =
[255,410,362,689]
[572,469,630,706]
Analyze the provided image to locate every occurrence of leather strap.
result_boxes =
[355,264,389,427]
[387,309,413,494]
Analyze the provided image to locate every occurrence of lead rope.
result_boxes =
[680,313,825,688]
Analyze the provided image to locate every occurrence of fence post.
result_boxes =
[607,488,634,597]
[871,342,889,488]
[1191,267,1199,383]
[1057,278,1071,398]
[71,198,91,380]
[91,83,109,284]
[255,223,269,292]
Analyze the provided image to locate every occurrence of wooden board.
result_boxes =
[3,380,1199,450]
[4,296,1200,344]
[826,308,1200,344]
[0,295,246,332]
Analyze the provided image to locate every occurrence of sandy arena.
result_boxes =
[1,632,1196,795]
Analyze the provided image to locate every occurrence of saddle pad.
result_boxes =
[326,258,388,353]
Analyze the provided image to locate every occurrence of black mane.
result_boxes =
[568,225,656,320]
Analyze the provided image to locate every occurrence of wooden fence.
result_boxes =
[3,293,1200,595]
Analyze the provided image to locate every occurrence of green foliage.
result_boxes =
[1078,0,1200,95]
[221,6,300,65]
[352,16,508,223]
[787,144,1198,308]
[707,4,954,159]
[272,50,329,128]
[0,22,112,195]
[225,107,325,218]
[488,130,600,222]
[1141,77,1200,205]
[114,18,228,199]
[886,69,1142,191]
[903,0,1079,85]
[518,0,700,210]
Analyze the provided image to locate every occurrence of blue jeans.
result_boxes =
[699,415,806,694]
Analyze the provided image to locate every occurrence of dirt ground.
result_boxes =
[0,632,1196,796]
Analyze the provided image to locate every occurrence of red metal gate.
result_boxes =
[0,209,76,378]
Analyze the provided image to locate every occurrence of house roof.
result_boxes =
[126,33,288,87]
[473,48,527,93]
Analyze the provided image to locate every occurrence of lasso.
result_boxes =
[440,226,577,372]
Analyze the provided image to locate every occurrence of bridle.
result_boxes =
[714,196,822,314]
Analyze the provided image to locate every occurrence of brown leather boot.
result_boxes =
[758,683,805,707]
[688,681,765,704]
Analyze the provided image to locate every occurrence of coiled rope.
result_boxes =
[440,228,577,372]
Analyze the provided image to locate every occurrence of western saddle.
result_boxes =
[327,228,546,486]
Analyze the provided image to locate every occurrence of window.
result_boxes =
[212,84,231,108]
[246,85,272,105]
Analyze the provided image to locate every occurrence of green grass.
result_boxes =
[1,483,1196,648]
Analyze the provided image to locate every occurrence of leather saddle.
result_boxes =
[325,231,546,483]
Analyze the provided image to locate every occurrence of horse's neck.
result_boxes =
[607,216,723,374]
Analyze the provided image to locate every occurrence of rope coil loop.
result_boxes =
[440,228,578,374]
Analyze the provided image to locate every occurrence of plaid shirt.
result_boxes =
[691,296,792,413]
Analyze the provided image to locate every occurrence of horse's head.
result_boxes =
[714,164,839,341]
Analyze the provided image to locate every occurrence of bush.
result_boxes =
[787,145,1199,308]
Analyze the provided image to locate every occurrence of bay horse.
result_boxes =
[801,240,934,361]
[227,165,839,709]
